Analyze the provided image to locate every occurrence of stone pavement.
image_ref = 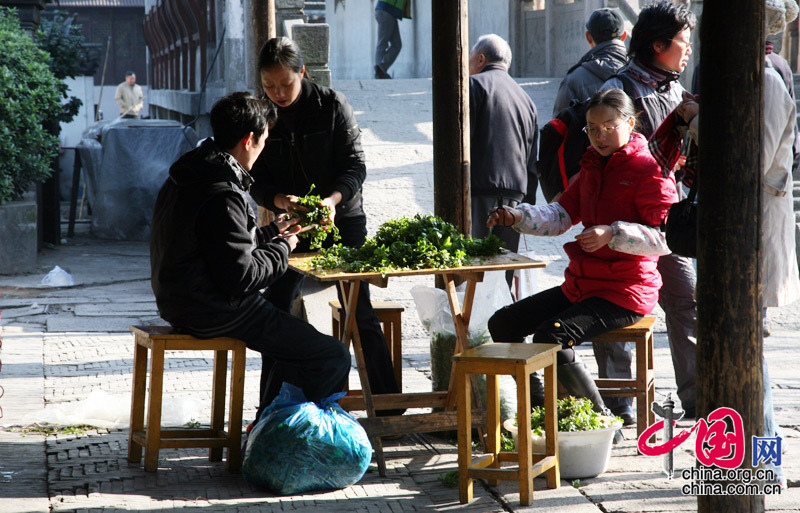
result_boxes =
[1,79,800,512]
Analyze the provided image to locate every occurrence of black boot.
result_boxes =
[557,361,624,443]
[530,371,545,408]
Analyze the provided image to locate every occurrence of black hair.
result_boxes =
[257,37,304,73]
[586,88,638,131]
[209,92,278,152]
[125,70,135,77]
[629,0,696,65]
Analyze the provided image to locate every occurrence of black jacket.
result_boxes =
[469,63,539,202]
[150,138,291,337]
[249,79,367,221]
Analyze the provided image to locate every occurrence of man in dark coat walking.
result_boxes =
[468,33,538,288]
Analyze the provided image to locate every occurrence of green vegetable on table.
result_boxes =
[515,396,622,437]
[309,214,504,273]
[292,184,341,250]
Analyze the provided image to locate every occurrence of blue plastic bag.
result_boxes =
[242,382,373,495]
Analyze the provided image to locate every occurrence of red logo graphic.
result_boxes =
[638,407,745,469]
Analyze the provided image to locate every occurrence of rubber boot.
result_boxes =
[558,361,625,444]
[530,371,545,408]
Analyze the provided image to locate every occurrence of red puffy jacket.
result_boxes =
[556,132,677,314]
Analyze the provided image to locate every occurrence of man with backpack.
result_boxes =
[598,0,698,423]
[468,34,539,288]
[552,8,629,115]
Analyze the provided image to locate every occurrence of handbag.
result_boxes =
[664,181,697,258]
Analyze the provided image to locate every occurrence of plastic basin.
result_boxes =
[503,418,622,479]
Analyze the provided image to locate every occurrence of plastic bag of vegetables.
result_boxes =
[242,382,372,495]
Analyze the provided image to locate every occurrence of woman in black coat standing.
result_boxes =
[249,37,401,411]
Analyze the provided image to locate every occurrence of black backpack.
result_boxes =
[537,74,637,203]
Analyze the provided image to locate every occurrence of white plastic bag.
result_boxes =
[21,389,204,429]
[513,250,539,301]
[40,265,74,287]
[411,272,517,419]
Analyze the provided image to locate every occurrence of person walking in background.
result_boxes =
[552,8,628,115]
[486,89,676,420]
[599,0,697,424]
[468,34,538,289]
[374,0,411,79]
[115,71,144,119]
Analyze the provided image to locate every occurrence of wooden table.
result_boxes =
[289,249,546,476]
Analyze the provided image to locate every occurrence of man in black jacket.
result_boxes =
[150,92,350,417]
[468,33,538,287]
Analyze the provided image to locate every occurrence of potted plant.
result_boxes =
[503,396,622,479]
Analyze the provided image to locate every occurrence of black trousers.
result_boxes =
[488,286,642,366]
[224,299,351,420]
[262,214,401,407]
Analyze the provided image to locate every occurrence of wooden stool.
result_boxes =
[454,343,561,506]
[591,316,656,440]
[128,326,246,472]
[330,300,404,388]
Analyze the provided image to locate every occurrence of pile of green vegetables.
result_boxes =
[309,214,504,273]
[292,185,341,250]
[520,396,622,436]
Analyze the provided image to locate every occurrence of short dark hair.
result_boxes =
[258,37,304,73]
[586,88,638,131]
[209,92,278,152]
[629,0,696,66]
[125,70,135,77]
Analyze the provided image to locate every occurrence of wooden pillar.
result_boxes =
[432,0,470,236]
[696,1,764,511]
[252,0,276,226]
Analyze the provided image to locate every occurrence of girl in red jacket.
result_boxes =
[487,88,677,416]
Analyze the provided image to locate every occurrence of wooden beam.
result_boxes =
[697,0,764,512]
[431,0,470,236]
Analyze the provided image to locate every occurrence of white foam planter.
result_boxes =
[503,417,622,479]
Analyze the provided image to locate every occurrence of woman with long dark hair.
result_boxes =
[249,37,401,412]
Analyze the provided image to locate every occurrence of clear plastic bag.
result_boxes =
[411,271,517,419]
[40,265,74,287]
[242,383,372,495]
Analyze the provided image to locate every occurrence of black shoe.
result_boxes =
[374,65,391,79]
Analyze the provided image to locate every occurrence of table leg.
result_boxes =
[444,273,483,410]
[338,280,387,476]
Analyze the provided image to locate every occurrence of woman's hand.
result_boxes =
[320,191,342,225]
[677,92,699,124]
[487,206,521,228]
[273,193,306,214]
[575,225,612,253]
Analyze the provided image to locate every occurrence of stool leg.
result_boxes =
[144,342,165,472]
[516,365,533,506]
[543,359,560,489]
[486,373,501,485]
[210,349,227,462]
[457,365,473,504]
[227,345,246,471]
[128,336,148,463]
[391,314,403,389]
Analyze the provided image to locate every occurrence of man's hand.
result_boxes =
[487,206,521,228]
[275,213,301,235]
[282,233,299,252]
[575,225,613,253]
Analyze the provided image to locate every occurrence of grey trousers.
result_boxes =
[593,253,698,414]
[374,9,402,73]
[471,195,520,287]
